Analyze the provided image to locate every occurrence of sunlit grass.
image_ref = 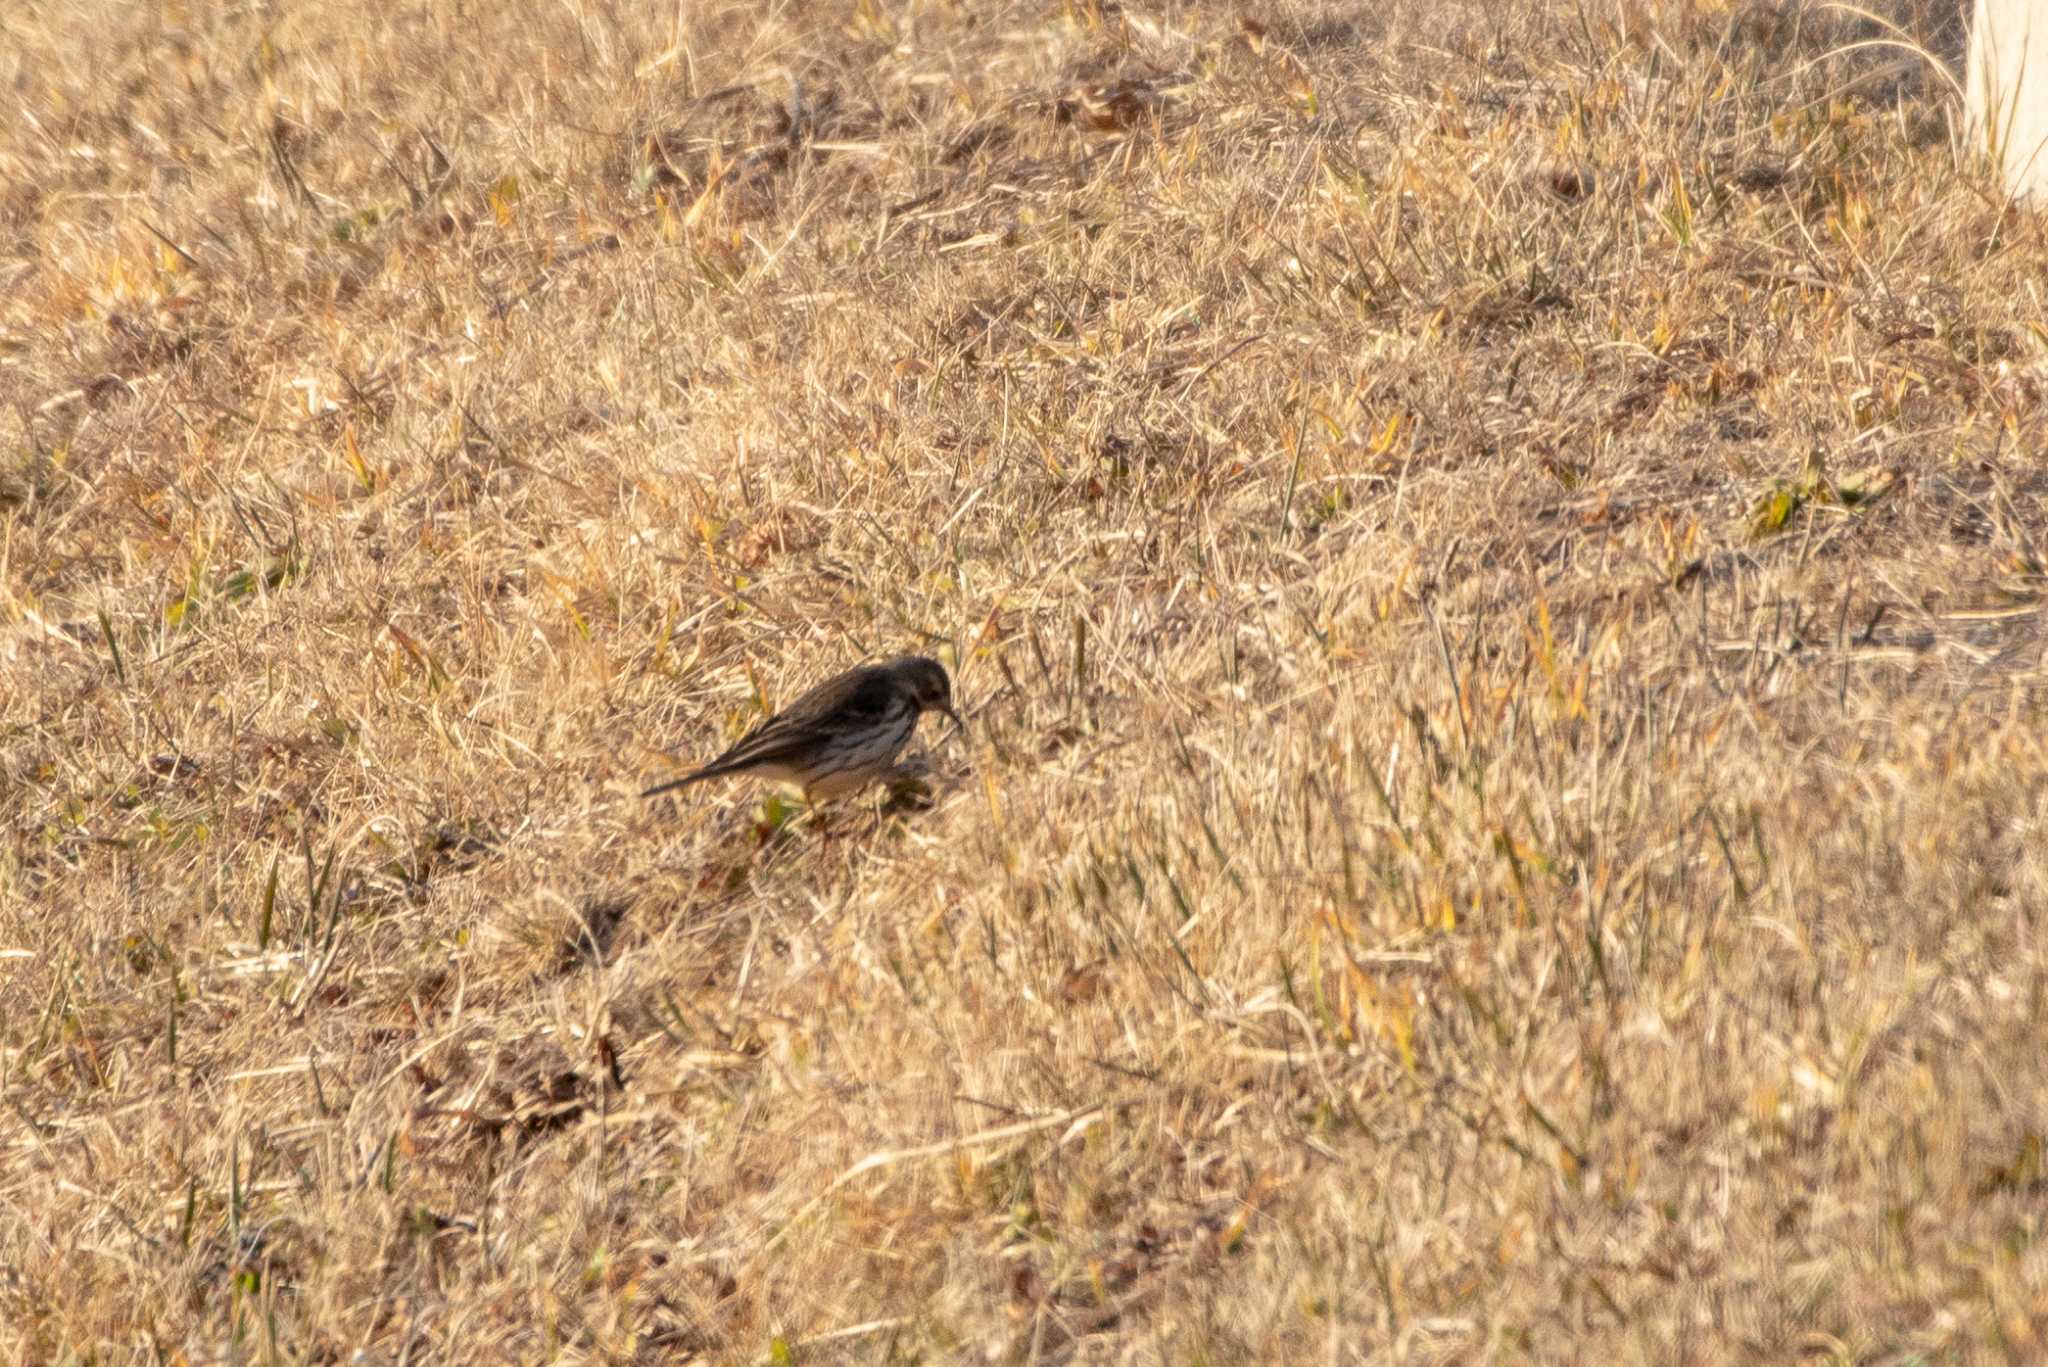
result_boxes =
[3,0,2046,1359]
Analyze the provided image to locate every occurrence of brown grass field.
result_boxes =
[4,0,2047,1359]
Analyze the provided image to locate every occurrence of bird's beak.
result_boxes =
[941,704,965,736]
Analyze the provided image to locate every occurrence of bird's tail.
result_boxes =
[640,769,711,799]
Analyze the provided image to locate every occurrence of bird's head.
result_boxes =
[892,655,961,729]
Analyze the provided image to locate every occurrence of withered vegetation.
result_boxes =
[4,0,2046,1359]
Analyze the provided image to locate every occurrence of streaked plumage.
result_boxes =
[643,655,960,802]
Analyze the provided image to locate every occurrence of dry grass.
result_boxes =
[3,0,2047,1360]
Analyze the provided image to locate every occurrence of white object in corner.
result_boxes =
[1968,0,2048,200]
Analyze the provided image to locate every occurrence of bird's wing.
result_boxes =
[687,665,896,777]
[793,667,898,724]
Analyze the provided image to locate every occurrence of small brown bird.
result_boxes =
[642,655,961,802]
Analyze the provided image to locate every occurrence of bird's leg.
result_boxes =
[797,786,839,844]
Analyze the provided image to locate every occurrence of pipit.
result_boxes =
[642,655,962,803]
